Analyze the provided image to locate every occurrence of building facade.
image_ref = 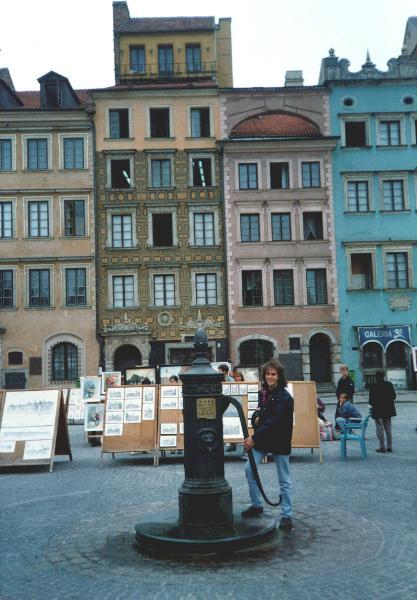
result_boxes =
[0,70,99,388]
[91,1,233,373]
[220,87,341,385]
[320,19,417,389]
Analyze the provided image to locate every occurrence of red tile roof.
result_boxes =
[230,112,321,138]
[12,89,92,108]
[118,16,215,33]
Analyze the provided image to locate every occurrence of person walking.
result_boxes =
[242,359,294,531]
[368,371,396,453]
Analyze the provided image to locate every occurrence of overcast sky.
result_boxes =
[1,0,416,91]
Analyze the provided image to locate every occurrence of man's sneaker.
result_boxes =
[241,506,263,518]
[376,448,386,453]
[386,448,393,452]
[279,517,293,531]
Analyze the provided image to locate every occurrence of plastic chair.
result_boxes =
[339,414,371,459]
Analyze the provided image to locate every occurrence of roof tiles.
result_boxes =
[231,112,321,138]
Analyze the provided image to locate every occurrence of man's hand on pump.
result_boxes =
[243,436,255,451]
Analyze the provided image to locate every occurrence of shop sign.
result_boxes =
[358,325,411,349]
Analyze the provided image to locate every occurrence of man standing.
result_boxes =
[242,359,294,531]
[368,371,397,453]
[336,364,355,401]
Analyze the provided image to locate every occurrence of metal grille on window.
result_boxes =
[239,339,274,366]
[52,342,78,381]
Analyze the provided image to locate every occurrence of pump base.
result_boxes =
[135,508,276,555]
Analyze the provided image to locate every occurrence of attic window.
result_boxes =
[44,81,63,107]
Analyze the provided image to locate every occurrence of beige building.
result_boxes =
[0,70,99,388]
[90,2,233,373]
[220,85,341,386]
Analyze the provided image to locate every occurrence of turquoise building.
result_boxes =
[320,18,417,389]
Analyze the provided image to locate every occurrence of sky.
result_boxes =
[1,0,416,91]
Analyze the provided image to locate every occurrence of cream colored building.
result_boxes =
[0,70,99,388]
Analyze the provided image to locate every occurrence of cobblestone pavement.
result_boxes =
[1,399,416,600]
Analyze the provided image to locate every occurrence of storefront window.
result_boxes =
[362,343,383,368]
[386,341,407,368]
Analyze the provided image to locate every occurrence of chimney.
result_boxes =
[284,70,304,87]
[113,1,130,29]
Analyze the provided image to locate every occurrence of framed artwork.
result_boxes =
[125,368,156,385]
[159,365,182,384]
[101,372,122,394]
[2,390,59,428]
[239,366,260,382]
[80,376,101,401]
[84,403,105,432]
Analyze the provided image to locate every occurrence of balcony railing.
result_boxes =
[118,61,217,82]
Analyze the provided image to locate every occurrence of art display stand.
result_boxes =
[101,385,158,465]
[287,381,322,463]
[222,382,260,448]
[0,389,72,472]
[156,384,184,464]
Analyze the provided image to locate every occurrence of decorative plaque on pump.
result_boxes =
[196,398,216,420]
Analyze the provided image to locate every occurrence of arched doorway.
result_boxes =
[309,333,331,383]
[114,344,142,379]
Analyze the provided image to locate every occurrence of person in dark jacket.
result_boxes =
[369,371,397,453]
[335,392,362,433]
[242,359,294,531]
[335,364,355,423]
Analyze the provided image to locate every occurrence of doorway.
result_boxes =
[113,344,142,379]
[309,333,331,383]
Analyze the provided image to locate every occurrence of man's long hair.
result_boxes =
[260,359,288,388]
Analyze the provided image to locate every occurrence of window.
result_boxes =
[112,214,133,248]
[154,274,175,307]
[130,46,146,73]
[149,108,170,138]
[63,199,85,237]
[190,108,210,137]
[239,339,274,366]
[289,337,301,351]
[151,159,171,187]
[362,342,382,368]
[379,120,401,146]
[195,273,217,305]
[65,268,87,306]
[347,181,369,212]
[44,82,63,108]
[0,270,13,308]
[152,213,173,247]
[303,212,323,240]
[273,270,294,306]
[386,252,409,288]
[242,271,263,306]
[186,44,201,72]
[28,201,49,237]
[382,180,405,211]
[27,138,48,169]
[350,253,374,289]
[109,109,129,139]
[0,139,12,170]
[29,269,50,307]
[386,341,407,368]
[8,351,23,365]
[52,342,78,381]
[344,121,367,147]
[306,269,327,304]
[63,137,84,169]
[271,213,291,241]
[110,159,131,188]
[240,214,260,242]
[270,162,289,189]
[238,164,258,190]
[112,275,135,307]
[158,45,173,75]
[191,157,212,187]
[193,213,214,246]
[301,161,321,187]
[0,202,13,238]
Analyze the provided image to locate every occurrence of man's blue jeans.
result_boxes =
[245,448,293,518]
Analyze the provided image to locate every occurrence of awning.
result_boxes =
[358,325,411,350]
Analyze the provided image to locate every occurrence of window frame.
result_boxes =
[302,211,324,241]
[107,108,131,140]
[188,153,215,187]
[158,45,174,76]
[304,267,328,305]
[237,162,259,190]
[26,267,52,308]
[300,160,322,188]
[0,268,15,309]
[240,213,261,243]
[106,207,137,248]
[267,160,291,190]
[59,133,87,169]
[61,196,87,238]
[147,206,178,248]
[129,45,146,74]
[51,342,79,382]
[340,116,370,148]
[106,154,134,189]
[0,199,16,240]
[63,266,88,307]
[379,174,408,212]
[147,106,172,139]
[186,44,202,73]
[192,270,219,306]
[25,197,52,238]
[151,272,178,308]
[346,247,377,291]
[376,115,405,147]
[241,269,264,307]
[189,205,219,247]
[0,135,16,171]
[382,248,412,289]
[344,174,373,213]
[273,269,295,306]
[22,134,51,170]
[108,270,139,309]
[189,106,212,138]
[271,212,292,242]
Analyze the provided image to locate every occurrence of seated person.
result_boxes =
[335,392,362,433]
[316,396,326,422]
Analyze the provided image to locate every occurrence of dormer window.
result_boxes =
[44,81,63,107]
